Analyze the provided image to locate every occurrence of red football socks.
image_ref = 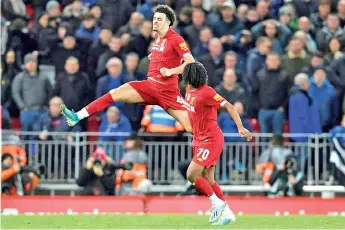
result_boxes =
[194,176,214,197]
[211,182,225,201]
[85,92,114,115]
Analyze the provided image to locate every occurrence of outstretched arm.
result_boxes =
[223,102,252,141]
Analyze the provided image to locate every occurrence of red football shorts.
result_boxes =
[128,79,185,111]
[192,136,225,168]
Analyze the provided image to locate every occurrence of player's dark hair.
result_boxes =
[154,5,176,26]
[182,62,208,88]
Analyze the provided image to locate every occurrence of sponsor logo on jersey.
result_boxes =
[179,42,188,51]
[213,94,224,102]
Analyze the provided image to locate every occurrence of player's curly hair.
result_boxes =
[182,62,208,89]
[154,5,176,26]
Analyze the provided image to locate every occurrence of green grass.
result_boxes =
[2,214,345,229]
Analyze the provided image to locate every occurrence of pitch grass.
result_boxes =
[2,214,345,229]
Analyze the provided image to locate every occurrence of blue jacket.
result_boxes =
[213,16,244,38]
[245,48,266,90]
[99,114,132,142]
[288,86,322,142]
[139,0,164,19]
[76,24,100,42]
[328,125,345,146]
[308,77,338,128]
[217,111,252,142]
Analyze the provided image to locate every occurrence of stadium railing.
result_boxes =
[2,130,344,195]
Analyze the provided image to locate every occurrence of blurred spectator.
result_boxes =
[213,1,243,40]
[1,17,9,56]
[124,53,145,81]
[281,37,311,84]
[251,20,291,54]
[116,12,144,37]
[96,57,135,112]
[278,5,298,32]
[116,133,151,195]
[298,16,316,39]
[315,14,345,53]
[293,30,318,54]
[256,0,271,22]
[51,31,83,75]
[256,134,293,188]
[1,62,13,116]
[97,0,134,33]
[328,56,345,107]
[300,51,325,76]
[215,69,246,106]
[139,0,164,20]
[191,26,213,60]
[218,102,252,142]
[182,9,205,50]
[62,0,88,31]
[243,7,259,30]
[310,0,331,30]
[46,0,61,19]
[289,73,322,167]
[51,56,92,130]
[237,4,248,22]
[76,147,133,195]
[140,105,183,133]
[96,36,124,77]
[343,95,345,114]
[338,0,345,27]
[308,67,338,132]
[292,0,318,18]
[231,30,254,77]
[199,38,224,87]
[126,20,153,59]
[253,53,289,135]
[76,13,100,42]
[32,96,82,141]
[246,36,271,90]
[1,0,29,22]
[99,106,132,145]
[215,51,243,87]
[137,41,153,75]
[324,37,344,64]
[12,54,52,132]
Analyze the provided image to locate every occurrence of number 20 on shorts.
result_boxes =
[196,148,210,160]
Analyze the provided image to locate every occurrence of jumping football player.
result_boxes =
[61,5,195,132]
[182,62,252,225]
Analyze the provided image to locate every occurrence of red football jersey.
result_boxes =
[185,85,228,143]
[147,28,191,84]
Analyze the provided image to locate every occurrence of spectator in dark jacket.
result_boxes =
[139,0,163,20]
[301,51,325,77]
[215,51,243,88]
[215,69,246,106]
[52,57,92,124]
[292,0,319,17]
[125,20,152,59]
[116,12,144,37]
[213,1,244,39]
[182,9,205,50]
[76,13,100,42]
[310,0,331,30]
[191,27,213,60]
[253,53,290,135]
[97,0,134,33]
[328,53,345,103]
[1,0,29,22]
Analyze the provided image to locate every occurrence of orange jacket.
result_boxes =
[116,163,147,191]
[2,145,27,165]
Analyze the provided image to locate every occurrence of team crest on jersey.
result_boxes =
[213,94,224,102]
[179,42,188,51]
[159,39,167,51]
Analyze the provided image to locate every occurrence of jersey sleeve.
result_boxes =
[171,35,191,59]
[205,87,228,109]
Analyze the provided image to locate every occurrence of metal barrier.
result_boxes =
[1,130,341,185]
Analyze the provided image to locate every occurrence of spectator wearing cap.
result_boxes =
[12,54,52,132]
[301,51,325,77]
[76,13,100,42]
[316,14,345,53]
[310,0,331,30]
[116,12,144,37]
[87,26,113,83]
[46,0,61,18]
[51,31,83,75]
[309,66,338,132]
[281,37,311,84]
[52,57,92,128]
[213,1,244,39]
[97,0,134,33]
[96,57,134,112]
[1,0,29,22]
